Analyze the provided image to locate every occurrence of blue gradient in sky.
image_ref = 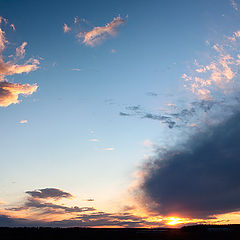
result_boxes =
[0,0,238,209]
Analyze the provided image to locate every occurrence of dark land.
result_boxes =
[1,225,240,240]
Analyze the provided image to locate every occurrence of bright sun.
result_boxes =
[167,217,182,226]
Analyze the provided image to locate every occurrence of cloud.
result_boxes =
[89,138,99,142]
[137,110,240,218]
[23,198,95,214]
[183,30,240,100]
[19,120,28,124]
[25,188,73,200]
[231,0,239,11]
[0,82,38,107]
[10,24,15,31]
[63,23,71,33]
[72,68,82,71]
[0,212,159,228]
[104,147,114,151]
[76,16,125,47]
[16,42,27,58]
[0,17,39,107]
[7,188,95,216]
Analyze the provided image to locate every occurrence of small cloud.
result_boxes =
[19,120,28,124]
[10,24,15,31]
[89,138,99,142]
[26,188,73,200]
[0,16,7,25]
[72,68,82,71]
[16,42,27,58]
[104,147,114,151]
[143,139,153,147]
[84,199,94,202]
[76,15,125,47]
[110,49,116,53]
[74,17,79,24]
[63,23,71,33]
[231,0,239,11]
[119,112,131,116]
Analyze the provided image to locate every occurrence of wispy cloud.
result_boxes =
[63,15,125,47]
[63,23,71,33]
[0,17,39,107]
[89,138,99,142]
[104,147,114,151]
[77,16,125,46]
[183,30,240,100]
[231,0,239,11]
[72,68,82,71]
[16,42,27,58]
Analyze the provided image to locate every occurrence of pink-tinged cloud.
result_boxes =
[63,23,71,33]
[16,42,27,58]
[77,16,125,47]
[0,82,38,107]
[0,17,39,107]
[104,147,114,151]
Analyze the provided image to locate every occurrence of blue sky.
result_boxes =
[1,0,240,227]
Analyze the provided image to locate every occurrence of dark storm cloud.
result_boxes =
[26,188,72,200]
[138,110,240,218]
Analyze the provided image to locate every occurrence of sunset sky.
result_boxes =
[1,0,240,227]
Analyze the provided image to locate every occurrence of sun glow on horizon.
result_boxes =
[166,217,183,226]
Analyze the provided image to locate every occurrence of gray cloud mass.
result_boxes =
[138,110,240,218]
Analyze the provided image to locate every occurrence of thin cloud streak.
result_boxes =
[76,16,125,47]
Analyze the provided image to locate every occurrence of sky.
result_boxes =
[1,0,240,227]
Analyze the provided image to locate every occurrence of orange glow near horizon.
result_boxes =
[166,217,183,226]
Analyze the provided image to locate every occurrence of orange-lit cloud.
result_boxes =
[19,120,28,124]
[63,23,71,33]
[183,30,240,100]
[0,17,39,107]
[16,42,27,58]
[76,16,125,47]
[0,82,38,107]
